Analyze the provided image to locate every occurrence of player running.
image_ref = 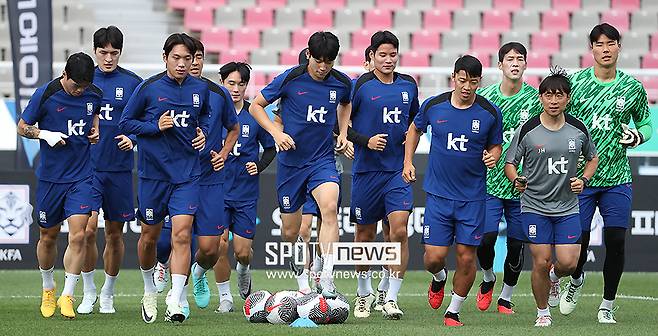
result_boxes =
[474,42,541,314]
[505,68,598,327]
[119,33,209,324]
[351,31,419,320]
[18,53,101,319]
[77,25,142,315]
[249,31,352,298]
[403,55,503,327]
[561,23,653,323]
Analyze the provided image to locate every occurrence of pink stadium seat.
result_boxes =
[245,7,274,30]
[525,75,541,88]
[467,51,491,67]
[493,0,522,11]
[652,33,658,52]
[168,0,197,11]
[364,9,393,30]
[423,9,452,32]
[201,27,230,54]
[231,28,260,51]
[435,0,463,10]
[482,10,511,33]
[611,0,640,11]
[639,76,658,102]
[581,53,594,67]
[197,0,227,9]
[541,10,570,33]
[531,31,560,53]
[527,52,550,68]
[305,8,333,30]
[551,0,581,12]
[257,0,287,8]
[183,5,214,32]
[400,51,431,67]
[318,0,346,9]
[471,31,500,53]
[220,49,249,64]
[340,49,364,66]
[352,29,374,51]
[376,0,405,10]
[601,11,630,32]
[280,49,301,65]
[292,29,314,50]
[411,30,441,52]
[642,53,658,68]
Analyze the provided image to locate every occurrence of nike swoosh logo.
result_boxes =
[245,229,253,234]
[158,97,168,102]
[568,235,577,239]
[474,235,482,239]
[297,91,308,95]
[57,107,65,112]
[266,303,282,312]
[371,96,382,101]
[403,201,410,206]
[80,205,90,209]
[121,213,132,218]
[142,306,153,322]
[188,204,198,210]
[436,120,448,124]
[579,98,587,103]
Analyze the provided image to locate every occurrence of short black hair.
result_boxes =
[498,42,527,62]
[370,30,399,53]
[539,66,571,95]
[65,52,95,84]
[93,25,123,51]
[589,23,621,45]
[192,37,204,56]
[307,31,340,62]
[163,33,197,57]
[219,62,252,83]
[453,55,482,78]
[298,47,309,65]
[364,45,372,63]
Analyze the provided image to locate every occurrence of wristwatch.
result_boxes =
[580,176,589,187]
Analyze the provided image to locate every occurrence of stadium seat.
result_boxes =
[335,9,363,32]
[435,0,464,10]
[220,49,249,64]
[441,31,470,53]
[541,10,571,33]
[452,10,481,33]
[318,0,346,9]
[471,31,500,53]
[493,0,522,11]
[419,74,448,91]
[639,76,658,102]
[618,54,640,68]
[525,75,541,87]
[376,0,405,10]
[531,31,560,53]
[611,0,640,11]
[400,51,431,67]
[551,0,581,11]
[623,31,649,54]
[197,0,227,9]
[201,27,230,54]
[571,11,599,33]
[431,51,460,67]
[526,52,550,68]
[346,0,375,10]
[262,28,291,51]
[411,30,441,52]
[215,7,244,29]
[523,0,550,11]
[245,7,274,30]
[183,5,213,32]
[581,53,595,67]
[601,10,630,32]
[631,11,658,33]
[228,0,256,8]
[561,31,590,55]
[482,10,511,33]
[652,33,658,52]
[406,0,434,10]
[280,49,303,65]
[339,49,364,66]
[501,31,529,47]
[394,9,422,33]
[291,28,314,50]
[582,0,611,12]
[422,9,452,32]
[392,30,412,51]
[467,51,492,67]
[275,7,303,30]
[642,53,658,68]
[168,0,197,11]
[304,8,334,31]
[231,28,260,51]
[257,0,287,8]
[512,10,540,33]
[552,52,581,68]
[364,9,393,30]
[352,29,374,51]
[250,49,279,65]
[464,0,492,10]
[642,0,658,12]
[480,74,501,87]
[287,0,316,9]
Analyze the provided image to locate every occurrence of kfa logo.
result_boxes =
[519,109,529,124]
[529,224,537,238]
[383,107,402,124]
[591,113,612,130]
[471,119,480,133]
[329,90,337,104]
[447,132,468,152]
[355,207,362,221]
[86,102,94,115]
[68,119,86,136]
[167,110,191,127]
[241,124,250,137]
[145,208,154,221]
[192,93,200,107]
[115,87,124,100]
[39,211,46,223]
[615,96,625,114]
[282,196,291,209]
[231,142,242,156]
[306,105,327,123]
[568,138,576,153]
[99,103,113,121]
[547,156,569,174]
[423,225,430,239]
[401,91,409,104]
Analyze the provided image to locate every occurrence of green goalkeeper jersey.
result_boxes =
[478,82,541,199]
[568,67,652,187]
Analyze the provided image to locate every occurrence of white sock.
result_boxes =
[296,268,311,292]
[499,283,515,302]
[169,274,186,306]
[482,268,496,283]
[311,254,323,273]
[600,299,614,310]
[356,270,373,297]
[100,272,117,296]
[180,284,189,307]
[40,267,55,290]
[217,280,233,303]
[537,307,551,317]
[81,270,96,295]
[61,272,80,297]
[432,269,447,283]
[385,276,403,302]
[141,267,157,294]
[378,267,390,291]
[571,273,584,286]
[321,254,334,280]
[158,260,170,268]
[549,267,559,282]
[236,262,249,275]
[192,262,207,279]
[446,292,466,314]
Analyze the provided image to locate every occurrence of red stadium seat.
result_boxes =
[257,0,287,8]
[482,10,511,33]
[471,31,500,53]
[493,0,522,11]
[245,7,274,30]
[423,9,452,32]
[318,0,346,9]
[168,0,197,11]
[531,31,560,53]
[581,53,595,68]
[642,53,658,68]
[292,28,314,50]
[639,76,658,102]
[411,30,441,52]
[611,0,640,11]
[281,49,302,65]
[467,51,492,67]
[197,0,227,9]
[525,75,541,88]
[364,9,393,30]
[400,51,431,67]
[376,0,405,10]
[231,28,261,51]
[183,5,214,32]
[527,52,550,68]
[220,49,249,64]
[541,10,570,33]
[434,0,463,10]
[652,33,658,52]
[304,8,333,30]
[551,0,581,12]
[601,11,630,32]
[352,29,374,51]
[201,27,230,54]
[340,49,364,66]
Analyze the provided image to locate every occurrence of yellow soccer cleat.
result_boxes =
[40,288,57,318]
[57,295,76,319]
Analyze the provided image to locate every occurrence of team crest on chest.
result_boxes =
[193,93,200,107]
[471,119,480,133]
[242,124,250,137]
[401,91,409,104]
[519,109,529,124]
[568,138,576,153]
[115,87,124,100]
[86,102,93,115]
[616,96,625,114]
[329,90,337,104]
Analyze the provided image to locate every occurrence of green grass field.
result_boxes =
[1,270,656,335]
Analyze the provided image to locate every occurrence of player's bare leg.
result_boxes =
[191,234,220,309]
[137,220,162,323]
[354,223,376,318]
[213,231,233,313]
[381,211,409,319]
[78,212,99,314]
[233,234,254,299]
[59,214,90,318]
[424,245,449,312]
[312,182,340,297]
[443,244,477,326]
[38,225,60,318]
[375,221,391,311]
[165,214,193,322]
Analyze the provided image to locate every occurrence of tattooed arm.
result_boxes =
[17,119,40,139]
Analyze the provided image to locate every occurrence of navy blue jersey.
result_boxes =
[224,101,276,201]
[260,65,352,167]
[351,72,419,173]
[414,92,503,201]
[21,77,102,183]
[91,66,142,172]
[119,72,211,184]
[198,77,238,185]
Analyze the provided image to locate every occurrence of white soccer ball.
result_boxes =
[265,291,299,324]
[243,290,271,323]
[324,292,350,324]
[296,293,331,324]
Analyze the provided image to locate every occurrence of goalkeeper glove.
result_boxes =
[619,124,643,148]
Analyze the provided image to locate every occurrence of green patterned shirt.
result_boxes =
[478,82,541,199]
[568,67,651,187]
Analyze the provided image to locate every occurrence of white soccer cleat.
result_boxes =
[141,292,158,324]
[353,293,376,318]
[237,267,252,300]
[164,302,185,324]
[535,315,552,327]
[382,301,404,320]
[548,278,561,308]
[598,308,618,324]
[154,263,169,293]
[99,293,115,314]
[559,278,584,315]
[76,293,97,314]
[319,278,337,299]
[374,290,386,311]
[214,300,234,314]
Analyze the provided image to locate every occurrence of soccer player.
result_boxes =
[249,31,352,297]
[213,62,276,313]
[474,42,541,314]
[351,31,419,320]
[17,52,101,319]
[505,68,598,327]
[76,25,142,315]
[119,33,209,324]
[560,23,653,323]
[403,55,503,326]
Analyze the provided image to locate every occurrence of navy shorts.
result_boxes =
[136,177,200,225]
[194,183,226,236]
[578,183,632,231]
[350,170,412,225]
[422,194,485,246]
[276,160,340,213]
[522,212,581,245]
[91,171,135,222]
[36,176,94,228]
[485,194,523,240]
[225,199,257,239]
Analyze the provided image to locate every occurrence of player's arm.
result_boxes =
[119,86,164,135]
[17,89,68,147]
[87,114,100,144]
[335,101,351,151]
[402,123,421,183]
[504,129,526,193]
[621,85,653,148]
[483,107,504,168]
[249,93,295,151]
[571,129,599,193]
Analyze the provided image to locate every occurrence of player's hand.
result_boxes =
[570,177,585,194]
[38,130,68,147]
[341,140,354,160]
[87,127,99,144]
[158,111,174,131]
[210,150,225,171]
[619,124,643,148]
[335,134,349,153]
[402,162,416,183]
[274,131,295,151]
[368,133,388,151]
[115,135,133,151]
[482,149,496,168]
[192,127,205,150]
[514,176,527,193]
[245,162,259,175]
